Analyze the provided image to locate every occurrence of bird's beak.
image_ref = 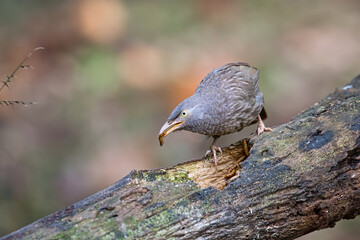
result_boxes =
[158,120,184,146]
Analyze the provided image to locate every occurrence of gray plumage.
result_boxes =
[167,62,264,136]
[159,62,271,166]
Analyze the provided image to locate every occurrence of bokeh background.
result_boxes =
[0,0,359,238]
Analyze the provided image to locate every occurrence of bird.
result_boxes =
[158,62,272,166]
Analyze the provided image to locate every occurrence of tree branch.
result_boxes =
[2,75,360,240]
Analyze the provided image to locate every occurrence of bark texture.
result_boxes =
[2,75,360,240]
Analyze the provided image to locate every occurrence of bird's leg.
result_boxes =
[205,136,222,166]
[256,114,272,135]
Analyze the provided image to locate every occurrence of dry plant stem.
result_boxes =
[0,47,44,91]
[2,75,360,240]
[0,47,43,106]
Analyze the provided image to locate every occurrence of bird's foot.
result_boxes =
[257,125,272,135]
[205,145,222,166]
[257,114,272,135]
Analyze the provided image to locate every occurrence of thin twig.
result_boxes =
[0,100,36,107]
[0,47,44,92]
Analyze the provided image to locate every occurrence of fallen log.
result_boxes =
[2,75,360,240]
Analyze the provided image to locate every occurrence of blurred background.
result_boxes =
[0,0,359,238]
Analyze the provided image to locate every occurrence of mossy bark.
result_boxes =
[2,75,360,240]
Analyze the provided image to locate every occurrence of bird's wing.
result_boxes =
[195,62,260,100]
[195,62,264,130]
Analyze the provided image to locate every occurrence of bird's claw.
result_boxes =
[214,146,222,154]
[205,145,222,167]
[205,149,211,157]
[205,147,222,156]
[257,114,272,135]
[257,126,273,135]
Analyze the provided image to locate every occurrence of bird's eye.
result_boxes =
[180,110,189,118]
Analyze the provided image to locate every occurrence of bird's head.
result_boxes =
[158,96,204,146]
